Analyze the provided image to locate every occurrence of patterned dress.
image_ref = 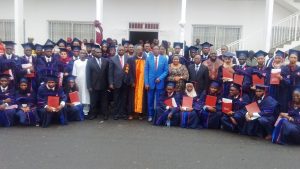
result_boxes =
[167,64,189,92]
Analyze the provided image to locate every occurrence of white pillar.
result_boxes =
[14,0,24,55]
[179,0,187,43]
[265,0,274,51]
[96,0,104,22]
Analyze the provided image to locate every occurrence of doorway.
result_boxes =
[129,31,158,45]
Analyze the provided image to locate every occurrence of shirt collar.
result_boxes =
[46,84,55,91]
[1,86,8,91]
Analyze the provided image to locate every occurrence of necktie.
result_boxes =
[97,58,101,68]
[120,56,123,68]
[155,57,158,70]
[196,65,199,72]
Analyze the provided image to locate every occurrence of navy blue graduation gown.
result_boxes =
[221,94,250,133]
[37,84,67,128]
[242,95,278,137]
[64,87,84,121]
[36,56,60,84]
[272,107,300,145]
[168,55,187,65]
[0,54,22,87]
[282,65,300,109]
[154,92,182,126]
[233,65,252,95]
[197,91,222,129]
[15,90,39,125]
[0,87,16,127]
[19,56,38,91]
[217,65,235,98]
[180,93,200,129]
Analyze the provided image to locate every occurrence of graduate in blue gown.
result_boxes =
[217,52,236,98]
[180,82,201,129]
[154,82,182,126]
[64,46,81,83]
[221,83,251,133]
[267,50,289,112]
[64,76,84,121]
[37,69,68,128]
[198,81,223,129]
[168,42,186,65]
[234,50,252,95]
[0,74,16,127]
[272,89,300,145]
[15,78,39,126]
[243,84,278,140]
[250,50,270,98]
[281,49,300,110]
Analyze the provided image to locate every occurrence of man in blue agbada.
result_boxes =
[243,84,278,140]
[37,69,67,128]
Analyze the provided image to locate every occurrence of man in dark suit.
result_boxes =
[188,54,209,95]
[86,47,109,120]
[109,46,130,120]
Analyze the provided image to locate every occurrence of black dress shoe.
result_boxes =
[88,115,97,120]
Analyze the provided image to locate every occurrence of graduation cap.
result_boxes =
[236,50,248,58]
[16,97,31,105]
[161,40,168,49]
[210,80,221,88]
[255,84,269,91]
[254,50,268,57]
[200,42,213,48]
[34,44,43,50]
[42,68,59,82]
[21,43,35,50]
[59,48,68,53]
[0,73,11,79]
[66,42,72,47]
[121,40,130,46]
[3,41,16,48]
[71,46,81,51]
[108,45,116,50]
[275,50,285,58]
[56,39,67,47]
[230,83,241,91]
[67,75,76,82]
[289,49,300,56]
[19,78,29,84]
[166,81,176,88]
[44,39,56,46]
[72,38,82,44]
[93,44,101,49]
[101,40,108,46]
[223,52,234,58]
[173,42,183,49]
[189,46,199,52]
[43,45,54,50]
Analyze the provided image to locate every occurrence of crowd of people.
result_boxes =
[0,37,299,146]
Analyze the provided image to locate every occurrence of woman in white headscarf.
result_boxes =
[180,82,201,129]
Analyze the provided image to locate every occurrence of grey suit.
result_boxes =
[188,63,209,95]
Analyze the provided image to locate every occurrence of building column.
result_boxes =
[265,0,274,51]
[96,0,104,22]
[179,0,187,45]
[14,0,24,55]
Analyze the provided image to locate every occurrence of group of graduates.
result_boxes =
[0,37,299,146]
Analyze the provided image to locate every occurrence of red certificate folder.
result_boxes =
[164,98,173,108]
[223,68,233,80]
[270,69,281,85]
[252,74,264,86]
[47,96,60,109]
[205,95,217,107]
[245,102,261,114]
[182,96,193,109]
[222,98,232,114]
[69,91,80,103]
[233,74,244,86]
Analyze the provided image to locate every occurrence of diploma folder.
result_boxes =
[233,74,244,86]
[69,91,80,105]
[270,69,281,85]
[222,98,232,114]
[252,74,264,86]
[223,68,233,80]
[245,102,261,114]
[47,96,60,109]
[182,96,193,109]
[205,95,217,107]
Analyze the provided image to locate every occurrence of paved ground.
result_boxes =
[0,120,299,169]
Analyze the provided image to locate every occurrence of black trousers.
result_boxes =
[89,89,109,117]
[113,84,129,117]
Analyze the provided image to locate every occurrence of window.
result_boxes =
[192,25,242,51]
[0,19,14,41]
[48,20,95,42]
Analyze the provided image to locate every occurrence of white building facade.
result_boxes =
[0,0,298,55]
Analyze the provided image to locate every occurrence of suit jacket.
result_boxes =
[188,63,209,94]
[86,57,109,91]
[144,55,168,90]
[108,55,129,88]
